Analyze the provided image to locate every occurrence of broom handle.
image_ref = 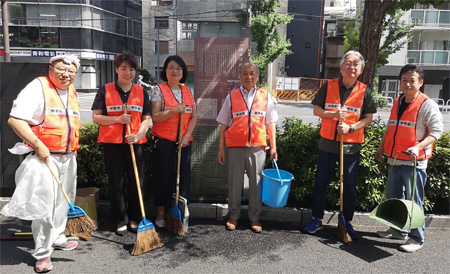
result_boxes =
[175,112,184,204]
[339,117,344,212]
[124,104,146,218]
[46,162,73,207]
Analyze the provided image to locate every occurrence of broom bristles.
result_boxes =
[166,214,185,236]
[130,228,163,256]
[72,232,92,241]
[65,215,98,235]
[337,221,352,245]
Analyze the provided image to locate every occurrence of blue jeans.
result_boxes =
[312,149,360,222]
[385,165,427,243]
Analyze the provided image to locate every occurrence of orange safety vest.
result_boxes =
[29,76,81,153]
[319,79,367,143]
[97,83,147,144]
[384,93,432,161]
[224,88,268,147]
[151,83,194,142]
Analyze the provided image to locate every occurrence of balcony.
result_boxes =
[407,50,450,65]
[410,9,450,27]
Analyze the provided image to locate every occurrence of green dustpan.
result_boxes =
[369,151,424,231]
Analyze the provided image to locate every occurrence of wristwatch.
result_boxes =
[349,125,355,133]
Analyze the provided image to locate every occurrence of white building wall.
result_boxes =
[425,85,442,99]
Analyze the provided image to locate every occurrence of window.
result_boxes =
[155,41,169,53]
[155,17,169,29]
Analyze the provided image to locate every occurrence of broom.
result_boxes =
[165,112,185,236]
[123,104,163,255]
[337,117,352,245]
[46,162,97,237]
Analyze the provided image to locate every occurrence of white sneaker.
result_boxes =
[399,238,423,253]
[377,228,408,240]
[155,219,166,228]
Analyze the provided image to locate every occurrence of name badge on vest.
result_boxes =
[68,110,81,118]
[344,105,361,115]
[185,108,193,113]
[325,103,340,110]
[251,110,266,117]
[232,110,249,118]
[107,105,124,113]
[127,105,143,113]
[46,108,67,115]
[398,120,416,128]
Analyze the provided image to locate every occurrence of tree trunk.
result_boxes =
[358,0,396,89]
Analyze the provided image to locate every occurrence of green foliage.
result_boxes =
[372,91,389,108]
[250,0,293,79]
[137,68,155,85]
[344,11,412,68]
[77,122,109,198]
[425,131,450,212]
[276,116,450,213]
[276,117,320,206]
[77,122,155,202]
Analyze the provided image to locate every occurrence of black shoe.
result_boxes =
[115,225,128,236]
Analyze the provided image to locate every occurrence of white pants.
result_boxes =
[31,153,77,260]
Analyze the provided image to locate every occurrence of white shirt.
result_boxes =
[216,85,278,126]
[10,78,68,125]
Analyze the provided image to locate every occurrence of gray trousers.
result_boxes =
[227,147,266,221]
[31,153,77,260]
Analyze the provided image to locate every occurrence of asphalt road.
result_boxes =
[1,213,449,274]
[78,93,450,131]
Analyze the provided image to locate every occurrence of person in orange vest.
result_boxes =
[217,62,278,233]
[3,55,81,273]
[304,51,377,239]
[92,52,152,236]
[375,64,443,253]
[150,55,197,228]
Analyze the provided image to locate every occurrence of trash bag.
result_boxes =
[1,154,54,220]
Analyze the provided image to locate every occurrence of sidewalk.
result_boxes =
[2,198,447,229]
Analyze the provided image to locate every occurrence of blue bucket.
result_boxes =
[261,160,294,208]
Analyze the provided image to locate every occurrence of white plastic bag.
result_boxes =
[1,154,54,220]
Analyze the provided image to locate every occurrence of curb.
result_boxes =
[1,198,449,229]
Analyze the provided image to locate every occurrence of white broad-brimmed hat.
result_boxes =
[49,54,80,70]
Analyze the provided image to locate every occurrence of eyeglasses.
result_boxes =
[343,62,361,68]
[167,66,182,71]
[50,64,77,76]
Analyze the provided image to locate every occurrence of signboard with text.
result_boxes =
[194,37,249,125]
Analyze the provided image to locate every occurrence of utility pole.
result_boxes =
[1,0,11,62]
[247,0,252,61]
[156,22,160,83]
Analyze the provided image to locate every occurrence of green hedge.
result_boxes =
[276,117,450,214]
[77,119,449,214]
[77,122,153,202]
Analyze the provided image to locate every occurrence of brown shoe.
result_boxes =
[250,220,262,233]
[226,218,238,231]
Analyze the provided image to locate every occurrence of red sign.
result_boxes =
[194,37,249,125]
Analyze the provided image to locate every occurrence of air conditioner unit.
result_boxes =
[328,30,336,37]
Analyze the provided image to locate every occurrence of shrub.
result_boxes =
[77,122,154,202]
[276,116,450,214]
[77,122,108,198]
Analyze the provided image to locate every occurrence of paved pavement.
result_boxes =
[1,200,449,273]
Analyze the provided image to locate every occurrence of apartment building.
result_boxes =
[0,0,142,92]
[379,3,450,103]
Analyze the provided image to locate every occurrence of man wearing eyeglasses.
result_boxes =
[303,51,377,240]
[3,55,81,273]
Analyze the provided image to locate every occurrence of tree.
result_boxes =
[249,0,293,80]
[345,11,414,68]
[357,0,446,88]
